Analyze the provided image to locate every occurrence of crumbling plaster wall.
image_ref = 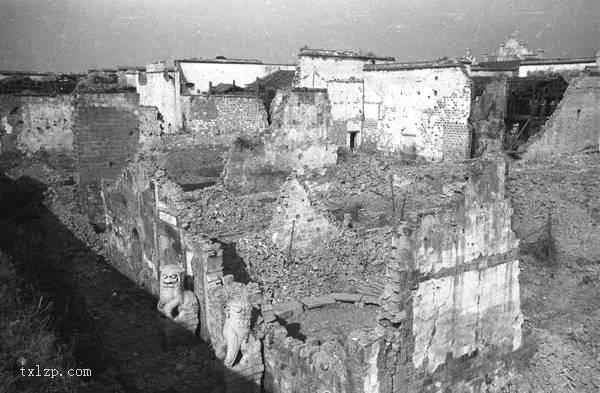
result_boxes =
[363,66,472,161]
[297,56,371,88]
[224,89,338,194]
[524,73,600,159]
[0,94,74,157]
[327,80,364,147]
[377,160,523,392]
[137,62,180,133]
[470,77,508,157]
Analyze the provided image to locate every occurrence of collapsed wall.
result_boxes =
[261,159,523,392]
[160,94,269,189]
[470,76,508,156]
[224,88,338,194]
[0,94,74,157]
[523,71,600,158]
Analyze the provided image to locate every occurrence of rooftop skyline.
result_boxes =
[1,0,598,73]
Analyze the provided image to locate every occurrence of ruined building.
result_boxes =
[1,39,599,392]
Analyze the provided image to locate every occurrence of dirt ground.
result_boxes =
[0,155,222,393]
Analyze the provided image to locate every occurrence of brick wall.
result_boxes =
[264,323,381,393]
[73,92,140,225]
[0,94,74,157]
[524,73,600,159]
[181,94,267,142]
[363,65,472,161]
[224,89,338,194]
[268,177,339,253]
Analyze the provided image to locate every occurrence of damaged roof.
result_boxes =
[245,70,295,90]
[365,59,465,72]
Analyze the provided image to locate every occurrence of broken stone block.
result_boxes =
[205,272,221,283]
[305,336,322,346]
[273,301,304,320]
[262,310,277,324]
[300,294,336,309]
[331,292,362,303]
[362,295,380,305]
[248,292,263,304]
[206,256,222,273]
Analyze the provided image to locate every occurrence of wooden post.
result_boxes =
[288,219,296,259]
[390,175,396,223]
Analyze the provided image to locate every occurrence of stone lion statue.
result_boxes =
[217,297,261,368]
[157,264,199,334]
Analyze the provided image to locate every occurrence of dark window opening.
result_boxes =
[349,131,359,151]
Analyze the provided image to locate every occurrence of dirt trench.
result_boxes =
[0,157,222,393]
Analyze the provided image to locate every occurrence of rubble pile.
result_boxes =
[237,227,390,302]
[508,154,600,266]
[177,186,277,237]
[307,152,470,227]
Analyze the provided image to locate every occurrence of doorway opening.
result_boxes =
[349,131,359,152]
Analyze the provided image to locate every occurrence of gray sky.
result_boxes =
[1,0,598,72]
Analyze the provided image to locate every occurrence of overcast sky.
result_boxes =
[1,0,598,72]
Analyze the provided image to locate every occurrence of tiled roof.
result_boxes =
[471,60,520,71]
[177,57,263,65]
[365,60,463,72]
[299,48,394,61]
[519,57,596,66]
[245,70,295,89]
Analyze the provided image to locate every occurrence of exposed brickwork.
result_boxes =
[181,95,267,143]
[224,89,338,194]
[269,177,339,253]
[73,93,140,225]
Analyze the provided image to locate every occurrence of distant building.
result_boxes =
[493,31,543,62]
[296,48,394,89]
[175,57,295,95]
